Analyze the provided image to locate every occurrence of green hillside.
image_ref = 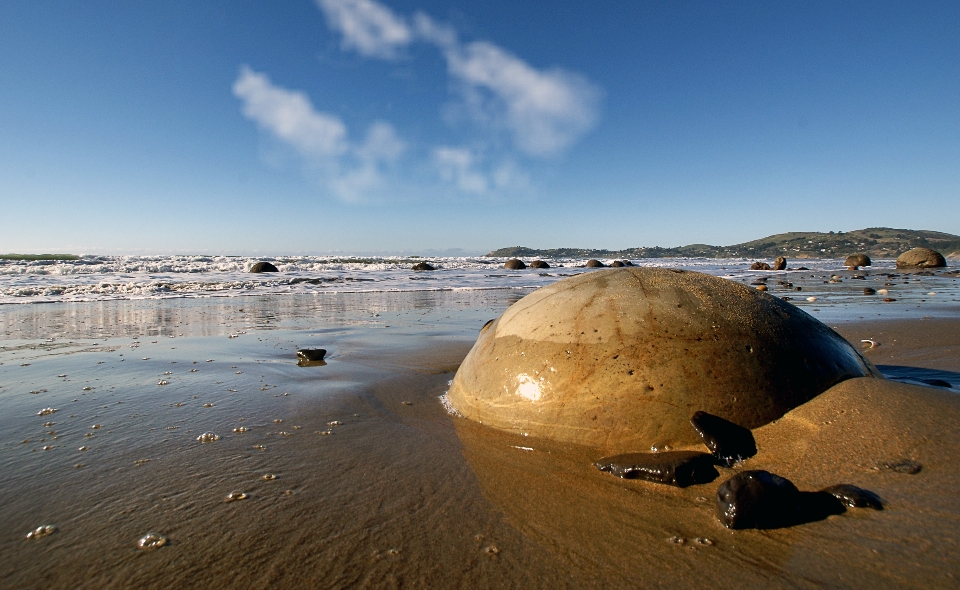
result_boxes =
[486,228,960,259]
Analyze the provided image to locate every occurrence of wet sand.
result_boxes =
[2,289,959,588]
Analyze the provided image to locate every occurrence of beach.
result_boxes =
[2,262,959,588]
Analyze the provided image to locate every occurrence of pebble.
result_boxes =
[203,403,214,408]
[37,408,58,416]
[91,424,102,429]
[820,484,883,510]
[881,459,922,474]
[262,474,278,480]
[197,432,220,443]
[233,427,248,433]
[690,410,757,466]
[26,525,57,539]
[225,491,248,502]
[137,533,168,550]
[158,380,169,386]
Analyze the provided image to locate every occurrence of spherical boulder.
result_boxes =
[844,254,871,268]
[610,261,626,268]
[896,248,946,269]
[504,259,526,270]
[773,257,787,271]
[249,261,279,273]
[529,260,550,269]
[411,262,436,271]
[586,259,605,268]
[750,262,771,271]
[447,268,879,453]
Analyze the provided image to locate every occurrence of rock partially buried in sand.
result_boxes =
[249,261,279,273]
[896,248,946,269]
[690,411,757,466]
[529,260,550,269]
[447,268,879,452]
[845,253,872,269]
[585,259,605,268]
[594,451,718,487]
[504,259,526,270]
[611,261,626,267]
[411,262,436,271]
[297,349,326,362]
[820,484,883,510]
[773,257,787,271]
[716,470,800,529]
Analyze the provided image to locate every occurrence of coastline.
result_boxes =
[1,288,959,588]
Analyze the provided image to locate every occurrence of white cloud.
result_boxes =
[443,41,601,157]
[233,66,405,202]
[433,147,488,195]
[316,0,411,59]
[233,66,347,158]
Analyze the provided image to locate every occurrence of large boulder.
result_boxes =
[585,259,605,268]
[447,268,879,453]
[844,254,871,268]
[896,248,946,269]
[529,260,550,269]
[412,262,436,271]
[504,259,526,270]
[773,257,787,271]
[750,262,771,271]
[249,261,279,273]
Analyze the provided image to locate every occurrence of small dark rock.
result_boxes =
[845,253,872,268]
[896,247,947,269]
[773,256,787,271]
[820,484,883,510]
[411,262,436,271]
[621,260,634,266]
[716,470,800,529]
[504,259,526,270]
[863,287,876,295]
[881,459,922,474]
[921,378,952,388]
[750,262,771,271]
[297,349,327,362]
[585,259,605,268]
[249,261,279,273]
[690,411,758,467]
[796,266,809,271]
[610,260,625,267]
[594,451,718,487]
[529,260,550,269]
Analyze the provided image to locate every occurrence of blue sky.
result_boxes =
[1,0,958,255]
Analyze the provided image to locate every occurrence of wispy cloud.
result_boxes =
[235,1,601,200]
[315,0,412,59]
[233,66,404,202]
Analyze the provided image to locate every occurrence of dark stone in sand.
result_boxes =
[690,411,758,467]
[504,259,526,270]
[845,254,872,268]
[750,262,771,271]
[922,378,952,388]
[716,470,800,529]
[585,259,605,268]
[863,287,877,295]
[610,261,625,267]
[249,261,279,273]
[412,262,436,271]
[594,451,718,487]
[882,459,922,474]
[820,484,883,510]
[297,349,327,362]
[529,260,550,269]
[796,266,809,271]
[773,257,787,271]
[896,247,946,269]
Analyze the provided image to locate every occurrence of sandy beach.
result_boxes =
[2,274,959,589]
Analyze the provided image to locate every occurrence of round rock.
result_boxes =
[844,253,871,268]
[249,261,279,273]
[773,257,787,271]
[529,260,550,269]
[585,259,605,268]
[896,247,946,269]
[447,268,879,452]
[504,259,526,270]
[411,262,436,271]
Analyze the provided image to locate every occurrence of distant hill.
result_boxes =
[486,228,960,260]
